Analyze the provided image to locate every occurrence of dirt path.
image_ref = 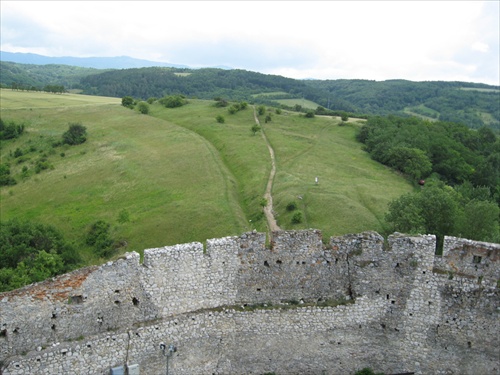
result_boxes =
[254,107,281,232]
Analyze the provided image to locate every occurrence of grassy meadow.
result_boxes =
[1,89,414,265]
[0,90,248,262]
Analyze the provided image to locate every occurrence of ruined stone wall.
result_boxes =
[1,230,498,375]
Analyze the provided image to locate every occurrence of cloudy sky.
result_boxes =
[1,1,499,85]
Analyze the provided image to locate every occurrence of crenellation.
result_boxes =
[1,230,498,375]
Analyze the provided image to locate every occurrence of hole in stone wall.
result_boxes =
[70,295,84,304]
[391,300,395,304]
[132,297,140,306]
[0,329,6,338]
[386,294,390,300]
[87,344,92,348]
[380,323,386,329]
[395,263,399,268]
[467,341,472,348]
[13,327,19,334]
[428,301,432,305]
[422,271,426,274]
[337,342,341,345]
[335,258,338,264]
[296,261,300,265]
[114,290,120,294]
[375,290,380,294]
[51,324,56,330]
[256,288,261,291]
[264,261,270,267]
[114,301,121,305]
[276,259,282,265]
[472,255,482,264]
[302,261,306,265]
[52,313,57,319]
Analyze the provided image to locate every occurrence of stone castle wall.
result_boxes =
[1,230,498,375]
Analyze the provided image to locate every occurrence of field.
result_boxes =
[1,89,413,264]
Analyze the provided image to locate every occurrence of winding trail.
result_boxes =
[254,107,281,232]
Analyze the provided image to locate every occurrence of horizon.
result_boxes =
[1,1,499,86]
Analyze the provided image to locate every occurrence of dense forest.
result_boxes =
[1,62,499,130]
[358,115,499,247]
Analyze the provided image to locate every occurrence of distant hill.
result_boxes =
[1,56,499,130]
[0,51,190,69]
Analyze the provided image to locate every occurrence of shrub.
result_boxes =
[286,201,297,211]
[216,115,225,123]
[160,95,187,108]
[85,220,114,258]
[62,122,87,145]
[213,98,228,107]
[257,105,266,115]
[137,101,150,114]
[0,164,16,186]
[121,96,135,108]
[291,211,303,224]
[305,110,315,118]
[0,118,25,140]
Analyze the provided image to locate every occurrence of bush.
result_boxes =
[0,164,16,186]
[121,96,135,108]
[160,95,187,108]
[216,115,225,123]
[257,105,266,115]
[62,122,87,145]
[286,201,297,211]
[85,220,114,257]
[0,118,25,140]
[291,211,303,224]
[137,101,150,114]
[305,110,315,118]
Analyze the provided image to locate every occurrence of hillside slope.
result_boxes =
[1,90,414,258]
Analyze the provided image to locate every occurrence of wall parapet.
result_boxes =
[1,230,498,375]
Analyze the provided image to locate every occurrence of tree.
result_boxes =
[457,200,499,242]
[251,124,261,135]
[0,219,80,292]
[265,114,272,123]
[62,122,87,145]
[137,101,149,114]
[341,114,349,121]
[305,110,315,118]
[257,105,266,115]
[385,147,432,180]
[121,96,135,108]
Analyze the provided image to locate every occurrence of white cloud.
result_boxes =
[1,1,498,85]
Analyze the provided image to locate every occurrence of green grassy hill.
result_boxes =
[1,89,413,264]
